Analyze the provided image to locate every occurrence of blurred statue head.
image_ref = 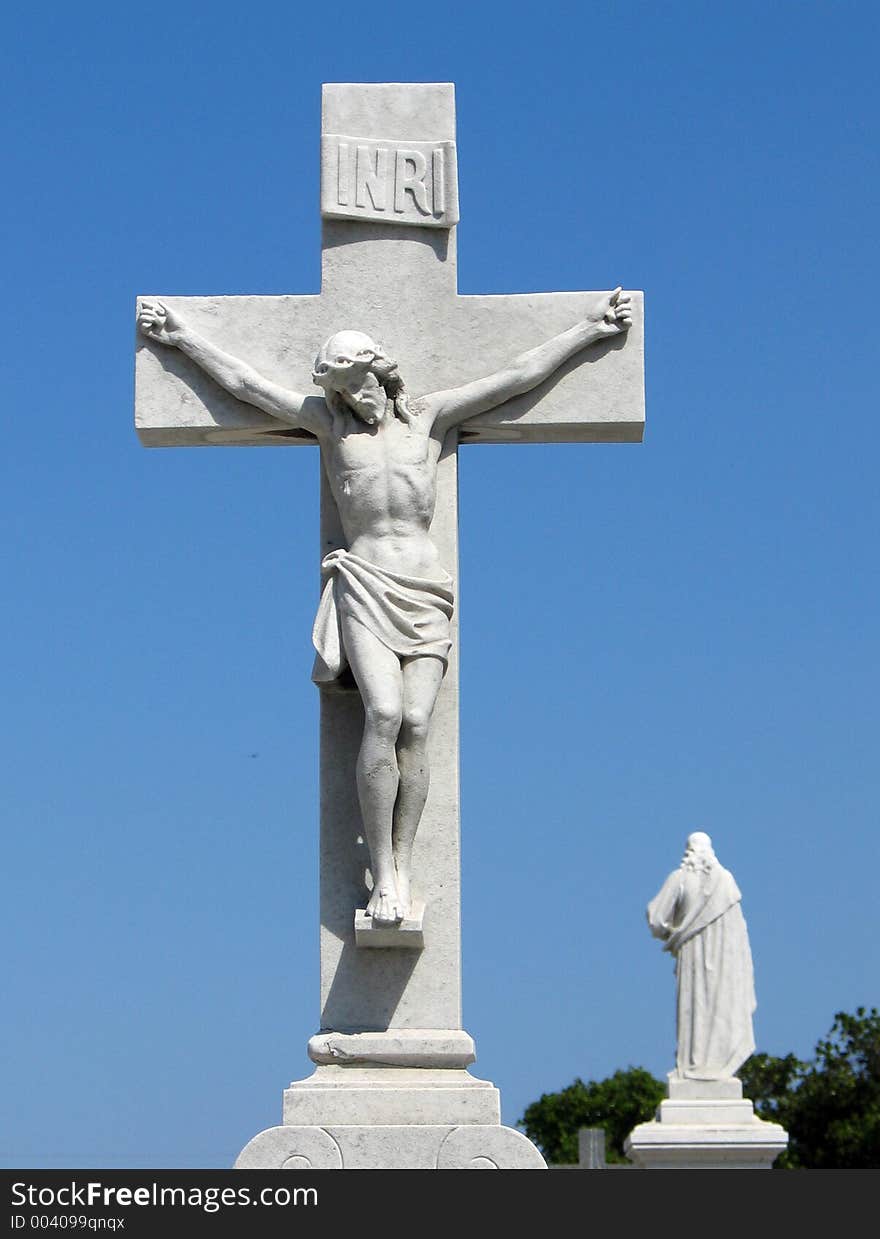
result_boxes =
[682,831,717,873]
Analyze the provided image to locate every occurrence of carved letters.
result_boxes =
[321,134,459,229]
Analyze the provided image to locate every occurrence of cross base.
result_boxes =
[235,1122,545,1170]
[284,1064,499,1126]
[307,1028,475,1068]
[233,1050,547,1168]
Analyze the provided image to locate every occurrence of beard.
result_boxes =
[343,384,386,424]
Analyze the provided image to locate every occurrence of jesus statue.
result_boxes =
[137,290,632,926]
[647,832,757,1080]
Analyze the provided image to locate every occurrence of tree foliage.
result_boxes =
[518,1067,664,1165]
[741,1007,880,1168]
[520,1008,880,1169]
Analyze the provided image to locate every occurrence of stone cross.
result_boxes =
[136,83,644,1170]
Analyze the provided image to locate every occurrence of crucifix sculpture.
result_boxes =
[137,296,632,928]
[135,83,644,1170]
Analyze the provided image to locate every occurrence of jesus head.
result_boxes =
[311,331,411,425]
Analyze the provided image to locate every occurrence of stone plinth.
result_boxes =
[624,1078,788,1169]
[236,1122,546,1170]
[283,1066,499,1127]
[235,1046,547,1168]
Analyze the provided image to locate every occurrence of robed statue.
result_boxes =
[647,832,756,1080]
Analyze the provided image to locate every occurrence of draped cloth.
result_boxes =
[648,863,756,1080]
[311,549,454,685]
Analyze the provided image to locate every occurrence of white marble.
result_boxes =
[625,1089,789,1169]
[135,84,644,452]
[317,446,464,1029]
[236,1125,344,1170]
[282,1065,500,1127]
[307,1029,475,1068]
[321,131,459,229]
[136,285,632,931]
[236,1124,546,1170]
[667,1076,743,1101]
[647,832,756,1080]
[437,1126,547,1169]
[354,901,425,948]
[629,835,789,1168]
[136,81,635,1171]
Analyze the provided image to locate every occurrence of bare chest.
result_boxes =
[328,412,438,480]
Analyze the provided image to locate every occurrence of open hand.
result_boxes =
[592,287,633,336]
[137,298,184,346]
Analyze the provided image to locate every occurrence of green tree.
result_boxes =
[518,1067,664,1165]
[521,1009,880,1169]
[740,1007,880,1168]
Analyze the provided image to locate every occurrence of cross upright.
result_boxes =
[136,83,644,1171]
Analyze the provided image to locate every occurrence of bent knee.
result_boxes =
[364,699,403,738]
[400,706,432,743]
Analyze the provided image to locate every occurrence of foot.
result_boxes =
[366,884,405,926]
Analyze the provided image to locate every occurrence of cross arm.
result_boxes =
[134,290,644,448]
[135,295,340,448]
[440,291,645,446]
[137,299,331,439]
[427,289,632,437]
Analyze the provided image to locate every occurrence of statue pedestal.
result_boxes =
[235,1032,545,1169]
[624,1078,788,1169]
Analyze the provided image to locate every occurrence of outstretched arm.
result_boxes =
[426,288,632,435]
[137,300,326,432]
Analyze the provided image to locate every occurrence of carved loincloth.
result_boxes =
[311,549,454,685]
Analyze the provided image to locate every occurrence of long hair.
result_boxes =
[681,832,717,875]
[366,351,415,424]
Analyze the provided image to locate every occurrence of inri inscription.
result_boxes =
[321,133,459,227]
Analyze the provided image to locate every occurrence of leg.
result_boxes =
[341,617,405,925]
[393,655,445,912]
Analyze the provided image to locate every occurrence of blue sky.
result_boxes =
[2,1,877,1168]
